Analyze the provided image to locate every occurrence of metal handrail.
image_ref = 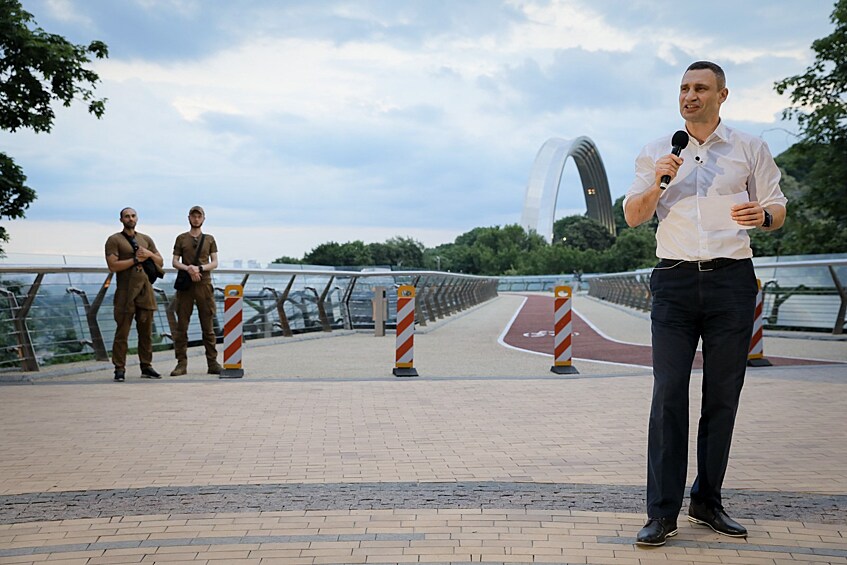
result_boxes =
[585,258,847,334]
[0,266,499,372]
[582,258,847,279]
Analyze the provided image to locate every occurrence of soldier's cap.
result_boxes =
[189,205,205,215]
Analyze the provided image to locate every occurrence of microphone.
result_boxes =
[659,130,690,190]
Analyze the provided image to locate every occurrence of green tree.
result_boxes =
[600,226,657,272]
[429,225,545,275]
[270,255,302,264]
[303,240,372,267]
[775,0,847,146]
[553,215,614,251]
[0,0,108,254]
[774,0,847,240]
[368,237,425,269]
[613,194,657,233]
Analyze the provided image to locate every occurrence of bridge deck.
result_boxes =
[1,294,845,565]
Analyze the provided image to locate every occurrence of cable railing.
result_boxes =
[0,266,499,373]
[585,257,847,335]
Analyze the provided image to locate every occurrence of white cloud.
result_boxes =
[1,219,462,266]
[43,0,93,26]
[723,82,790,124]
[5,0,834,264]
[506,0,638,55]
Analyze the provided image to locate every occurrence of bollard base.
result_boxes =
[747,358,772,367]
[393,367,419,378]
[220,368,244,379]
[550,364,579,375]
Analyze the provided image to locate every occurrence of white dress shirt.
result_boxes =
[624,122,787,261]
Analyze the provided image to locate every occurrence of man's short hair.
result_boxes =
[119,207,135,218]
[686,61,726,89]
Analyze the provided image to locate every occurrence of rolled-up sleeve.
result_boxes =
[623,145,657,210]
[749,140,787,209]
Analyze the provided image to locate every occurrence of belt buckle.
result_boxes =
[698,260,714,272]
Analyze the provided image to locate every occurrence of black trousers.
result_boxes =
[647,258,757,518]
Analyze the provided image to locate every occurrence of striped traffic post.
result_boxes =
[393,285,419,377]
[747,278,772,367]
[221,284,245,378]
[551,285,579,375]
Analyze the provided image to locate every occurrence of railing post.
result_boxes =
[312,276,334,332]
[412,276,427,326]
[829,266,846,335]
[448,278,459,313]
[341,276,357,330]
[460,280,473,309]
[265,275,295,337]
[433,278,448,319]
[0,274,43,372]
[151,287,178,342]
[67,275,112,361]
[422,277,437,322]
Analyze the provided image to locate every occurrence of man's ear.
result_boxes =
[719,87,729,104]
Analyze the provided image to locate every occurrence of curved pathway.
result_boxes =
[502,294,841,368]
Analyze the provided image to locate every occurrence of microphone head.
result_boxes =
[672,130,690,149]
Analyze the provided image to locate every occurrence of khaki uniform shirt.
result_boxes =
[105,231,160,312]
[173,232,218,282]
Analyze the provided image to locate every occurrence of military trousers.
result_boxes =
[112,307,155,370]
[173,280,218,365]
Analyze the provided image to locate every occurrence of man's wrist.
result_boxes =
[762,209,773,228]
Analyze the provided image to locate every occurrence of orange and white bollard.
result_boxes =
[393,285,419,377]
[551,285,579,375]
[747,278,772,367]
[221,284,245,378]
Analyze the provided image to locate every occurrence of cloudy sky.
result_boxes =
[2,0,836,265]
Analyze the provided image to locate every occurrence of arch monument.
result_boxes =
[520,136,616,242]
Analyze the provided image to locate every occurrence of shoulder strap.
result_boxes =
[121,232,137,249]
[191,234,206,266]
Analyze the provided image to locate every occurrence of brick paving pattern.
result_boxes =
[1,294,845,564]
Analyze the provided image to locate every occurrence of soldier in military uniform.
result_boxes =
[105,207,164,381]
[170,205,222,376]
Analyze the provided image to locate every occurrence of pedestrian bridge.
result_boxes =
[1,281,845,565]
[0,256,845,375]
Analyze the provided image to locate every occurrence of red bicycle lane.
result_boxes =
[501,294,836,368]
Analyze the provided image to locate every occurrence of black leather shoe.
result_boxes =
[140,366,162,379]
[636,517,678,546]
[688,501,747,537]
[114,369,125,382]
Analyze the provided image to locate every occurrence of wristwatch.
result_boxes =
[762,209,773,228]
[199,265,204,273]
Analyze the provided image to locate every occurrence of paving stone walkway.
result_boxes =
[0,294,845,564]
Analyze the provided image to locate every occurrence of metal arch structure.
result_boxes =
[520,136,616,242]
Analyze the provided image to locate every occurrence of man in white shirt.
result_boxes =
[624,61,787,547]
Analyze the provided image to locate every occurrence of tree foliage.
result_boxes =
[0,154,34,247]
[275,219,657,276]
[775,0,847,231]
[553,215,614,251]
[0,0,108,254]
[775,0,847,146]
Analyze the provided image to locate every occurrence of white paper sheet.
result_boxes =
[698,193,755,231]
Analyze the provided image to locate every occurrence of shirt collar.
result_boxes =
[686,120,729,147]
[712,120,729,142]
